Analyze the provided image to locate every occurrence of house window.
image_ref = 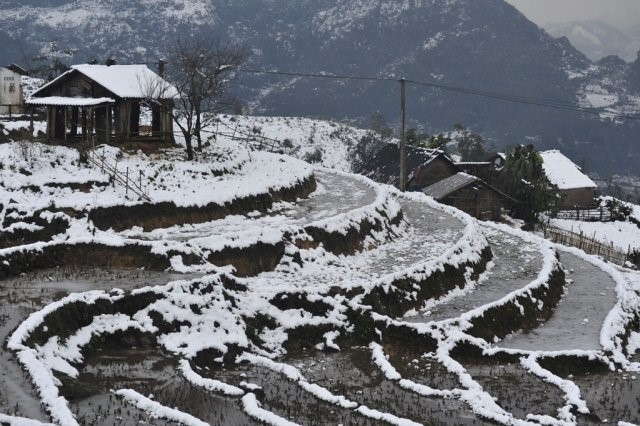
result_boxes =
[8,83,15,93]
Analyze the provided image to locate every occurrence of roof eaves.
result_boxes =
[30,68,77,98]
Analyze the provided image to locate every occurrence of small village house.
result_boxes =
[360,143,511,220]
[540,150,597,209]
[422,172,514,221]
[359,143,459,190]
[0,64,26,116]
[27,63,176,145]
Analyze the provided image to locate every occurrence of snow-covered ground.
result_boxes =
[0,138,312,214]
[212,115,369,172]
[1,116,639,426]
[548,198,640,253]
[550,218,640,252]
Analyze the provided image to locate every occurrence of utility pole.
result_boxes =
[399,78,407,192]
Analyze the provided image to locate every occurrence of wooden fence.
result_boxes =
[543,225,631,266]
[553,207,612,222]
[87,149,151,202]
[210,120,284,153]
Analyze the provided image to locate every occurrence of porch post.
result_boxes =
[88,108,94,148]
[105,106,111,143]
[46,107,53,141]
[81,108,87,142]
[29,108,34,140]
[63,107,69,142]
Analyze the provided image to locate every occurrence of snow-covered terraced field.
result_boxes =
[404,224,547,324]
[1,133,639,425]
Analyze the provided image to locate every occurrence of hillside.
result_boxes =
[0,0,639,175]
[0,119,639,424]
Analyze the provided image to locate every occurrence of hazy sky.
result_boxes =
[505,0,640,29]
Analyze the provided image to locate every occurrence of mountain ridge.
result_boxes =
[0,0,639,175]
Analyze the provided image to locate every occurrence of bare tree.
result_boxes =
[168,35,245,160]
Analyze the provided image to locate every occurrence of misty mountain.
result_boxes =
[0,0,638,176]
[546,20,638,62]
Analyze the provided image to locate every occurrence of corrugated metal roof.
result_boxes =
[422,172,479,200]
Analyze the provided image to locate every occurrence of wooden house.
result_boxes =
[360,143,513,220]
[27,64,176,145]
[359,143,459,190]
[540,150,597,209]
[422,172,514,221]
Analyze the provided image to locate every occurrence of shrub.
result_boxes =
[303,148,323,164]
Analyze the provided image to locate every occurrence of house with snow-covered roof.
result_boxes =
[540,150,597,209]
[27,63,177,145]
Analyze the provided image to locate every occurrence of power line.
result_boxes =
[238,68,640,122]
[240,68,395,83]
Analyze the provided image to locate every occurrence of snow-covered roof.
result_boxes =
[540,150,597,190]
[422,172,479,200]
[32,64,178,100]
[26,96,115,107]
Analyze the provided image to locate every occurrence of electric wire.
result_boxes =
[238,68,640,122]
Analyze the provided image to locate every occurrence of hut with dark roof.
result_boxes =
[359,143,459,190]
[422,172,515,221]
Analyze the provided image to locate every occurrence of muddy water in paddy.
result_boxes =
[72,348,252,425]
[3,267,640,425]
[277,348,485,425]
[572,371,640,424]
[0,268,199,422]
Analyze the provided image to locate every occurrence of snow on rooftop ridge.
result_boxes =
[71,64,178,99]
[540,150,597,190]
[26,96,115,107]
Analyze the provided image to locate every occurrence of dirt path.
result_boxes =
[121,170,379,243]
[499,251,618,351]
[244,192,467,296]
[404,225,544,324]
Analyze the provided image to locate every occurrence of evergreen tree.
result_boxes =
[405,128,430,147]
[370,112,393,139]
[502,144,557,227]
[425,133,451,153]
[457,126,488,162]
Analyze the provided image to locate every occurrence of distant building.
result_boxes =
[27,63,176,144]
[359,143,459,190]
[360,143,512,221]
[422,172,515,221]
[540,150,597,209]
[0,65,25,116]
